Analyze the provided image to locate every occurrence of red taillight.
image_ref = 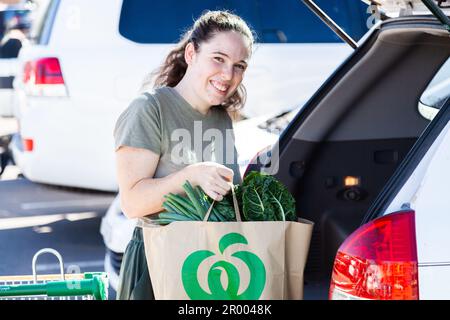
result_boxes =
[329,210,419,300]
[23,138,34,152]
[34,58,65,85]
[22,57,67,97]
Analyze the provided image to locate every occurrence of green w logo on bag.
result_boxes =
[181,232,266,300]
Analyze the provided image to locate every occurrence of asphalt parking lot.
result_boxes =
[0,117,117,299]
[0,175,117,299]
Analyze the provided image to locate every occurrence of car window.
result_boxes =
[0,11,7,40]
[28,0,56,45]
[119,0,369,44]
[418,57,450,121]
[0,9,31,41]
[119,0,228,44]
[255,0,368,43]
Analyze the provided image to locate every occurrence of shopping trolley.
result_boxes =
[0,248,108,300]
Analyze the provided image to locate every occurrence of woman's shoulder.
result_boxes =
[136,86,177,110]
[126,89,163,117]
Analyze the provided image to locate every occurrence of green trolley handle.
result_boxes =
[0,248,107,300]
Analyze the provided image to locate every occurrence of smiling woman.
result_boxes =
[176,31,250,115]
[170,30,250,117]
[113,10,256,300]
[148,11,255,119]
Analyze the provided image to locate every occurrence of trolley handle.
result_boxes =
[32,248,65,283]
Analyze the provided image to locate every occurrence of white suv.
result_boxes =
[10,0,369,192]
[249,1,450,300]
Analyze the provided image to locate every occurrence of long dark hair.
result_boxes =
[142,10,256,118]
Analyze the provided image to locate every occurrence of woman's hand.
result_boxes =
[185,162,234,201]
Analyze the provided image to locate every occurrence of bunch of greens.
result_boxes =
[152,171,296,225]
[241,171,296,222]
[152,181,236,225]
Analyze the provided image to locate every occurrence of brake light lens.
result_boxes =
[22,58,68,97]
[329,210,419,300]
[35,58,65,85]
[23,138,34,152]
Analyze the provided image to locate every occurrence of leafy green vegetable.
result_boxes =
[242,173,271,221]
[213,199,234,221]
[265,175,296,221]
[152,171,296,225]
[241,171,296,222]
[183,181,206,219]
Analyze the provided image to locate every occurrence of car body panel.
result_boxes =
[412,121,450,299]
[378,108,450,299]
[418,265,450,300]
[0,58,19,117]
[413,125,450,264]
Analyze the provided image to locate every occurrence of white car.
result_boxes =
[0,4,31,117]
[10,0,369,192]
[107,0,450,298]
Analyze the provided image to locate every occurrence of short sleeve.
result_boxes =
[113,93,162,154]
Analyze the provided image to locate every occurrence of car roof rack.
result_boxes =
[362,0,450,32]
[303,0,450,45]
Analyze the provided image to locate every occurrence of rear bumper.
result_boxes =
[13,95,119,191]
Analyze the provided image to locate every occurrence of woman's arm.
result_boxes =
[115,145,190,219]
[116,145,235,219]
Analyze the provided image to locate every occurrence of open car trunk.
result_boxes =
[249,16,450,299]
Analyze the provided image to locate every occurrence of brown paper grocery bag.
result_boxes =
[142,188,313,300]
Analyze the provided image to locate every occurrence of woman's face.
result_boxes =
[186,31,251,109]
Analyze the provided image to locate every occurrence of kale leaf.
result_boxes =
[241,171,297,222]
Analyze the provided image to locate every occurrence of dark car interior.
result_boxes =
[247,16,450,299]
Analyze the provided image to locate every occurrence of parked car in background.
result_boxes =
[234,106,300,175]
[0,2,32,117]
[10,0,369,193]
[0,2,31,41]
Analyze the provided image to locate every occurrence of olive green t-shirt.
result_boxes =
[114,86,242,187]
